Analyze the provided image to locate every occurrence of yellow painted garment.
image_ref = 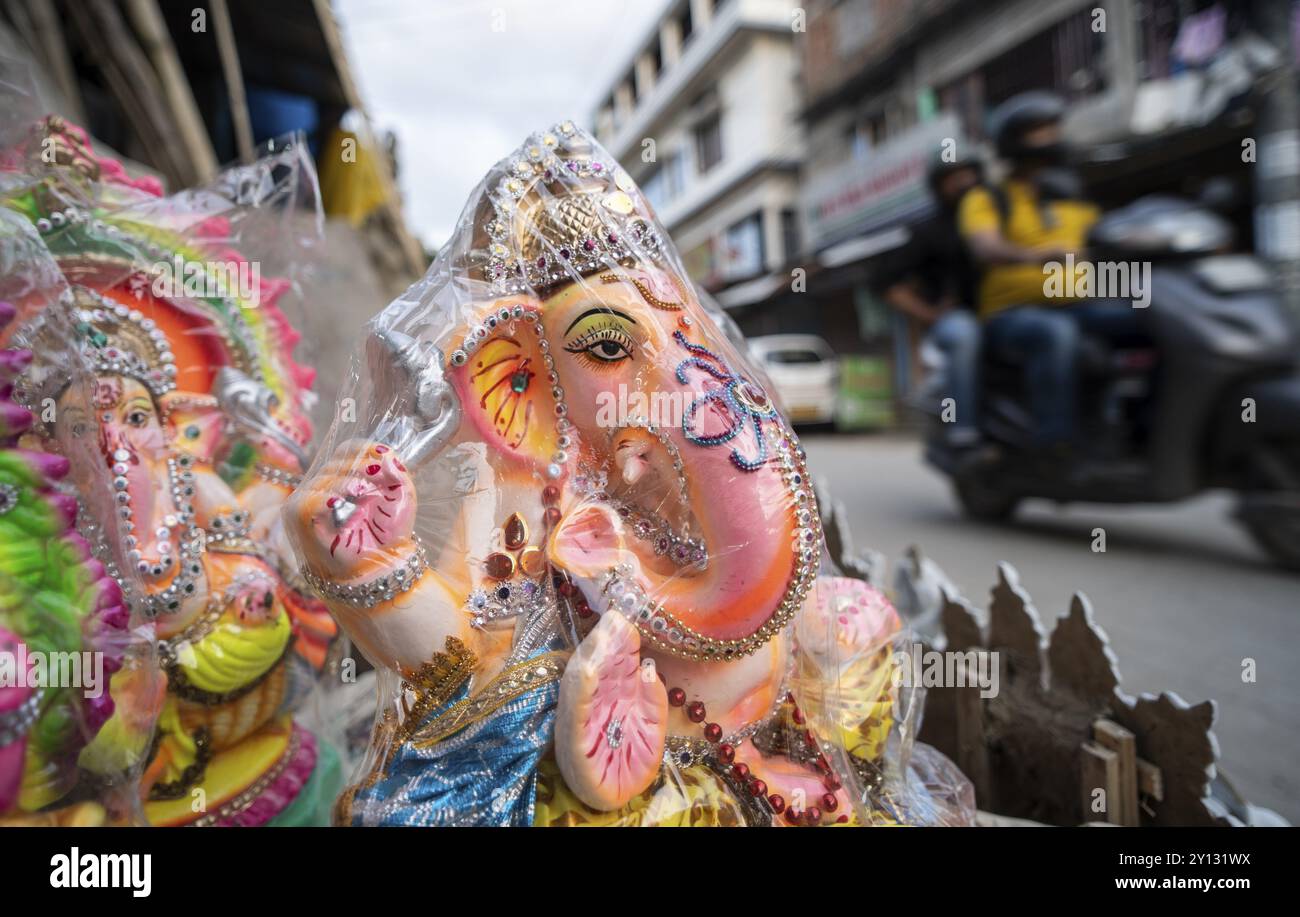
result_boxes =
[534,757,748,826]
[171,605,291,696]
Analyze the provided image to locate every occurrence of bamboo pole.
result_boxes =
[209,0,255,164]
[70,0,196,188]
[124,0,219,182]
[24,0,87,124]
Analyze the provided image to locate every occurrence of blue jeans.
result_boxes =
[928,310,981,439]
[984,302,1149,447]
[984,306,1078,447]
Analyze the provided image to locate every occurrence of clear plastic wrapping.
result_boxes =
[1,111,341,826]
[0,207,153,825]
[288,121,973,826]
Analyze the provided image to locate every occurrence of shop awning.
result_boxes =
[817,225,910,269]
[716,273,787,309]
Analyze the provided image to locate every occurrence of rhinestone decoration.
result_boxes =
[301,538,429,609]
[449,303,573,480]
[13,272,264,414]
[605,716,624,750]
[254,463,303,488]
[123,453,205,620]
[599,433,821,663]
[464,576,552,629]
[0,482,18,516]
[613,500,707,570]
[674,329,779,472]
[480,121,668,295]
[204,507,252,545]
[0,687,44,746]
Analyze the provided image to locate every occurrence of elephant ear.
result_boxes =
[448,302,558,469]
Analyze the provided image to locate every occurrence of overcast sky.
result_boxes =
[335,0,671,249]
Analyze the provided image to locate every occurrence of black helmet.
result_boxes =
[926,150,983,198]
[988,91,1067,160]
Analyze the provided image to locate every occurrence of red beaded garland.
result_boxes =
[664,685,843,828]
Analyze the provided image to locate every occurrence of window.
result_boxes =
[781,208,800,262]
[846,112,886,161]
[642,151,687,211]
[721,213,764,281]
[642,169,667,210]
[980,8,1105,107]
[938,8,1105,142]
[695,114,723,174]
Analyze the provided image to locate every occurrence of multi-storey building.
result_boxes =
[591,0,803,304]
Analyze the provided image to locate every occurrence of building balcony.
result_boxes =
[800,0,974,119]
[595,0,793,161]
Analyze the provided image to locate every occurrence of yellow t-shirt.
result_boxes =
[958,180,1100,317]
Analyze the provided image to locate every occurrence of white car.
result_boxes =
[748,334,840,426]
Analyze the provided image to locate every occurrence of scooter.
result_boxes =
[920,195,1300,571]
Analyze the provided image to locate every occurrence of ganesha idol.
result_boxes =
[0,295,136,827]
[289,121,973,826]
[3,117,341,825]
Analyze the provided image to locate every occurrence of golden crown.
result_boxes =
[472,120,667,294]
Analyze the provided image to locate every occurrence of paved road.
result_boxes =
[802,433,1300,823]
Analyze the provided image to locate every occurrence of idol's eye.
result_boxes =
[70,421,87,438]
[564,321,635,365]
[126,409,150,427]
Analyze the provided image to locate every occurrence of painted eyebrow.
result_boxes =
[563,306,638,337]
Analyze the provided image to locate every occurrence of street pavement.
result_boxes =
[802,432,1300,823]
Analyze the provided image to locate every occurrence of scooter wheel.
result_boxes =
[953,476,1021,522]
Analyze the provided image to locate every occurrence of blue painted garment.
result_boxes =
[346,646,562,827]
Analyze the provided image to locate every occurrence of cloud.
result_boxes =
[336,0,669,248]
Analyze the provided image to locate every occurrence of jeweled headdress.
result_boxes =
[13,285,177,408]
[470,120,668,294]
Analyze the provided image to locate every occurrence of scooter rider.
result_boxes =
[881,153,985,453]
[957,91,1105,451]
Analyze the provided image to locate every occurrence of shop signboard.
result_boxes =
[805,113,963,250]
